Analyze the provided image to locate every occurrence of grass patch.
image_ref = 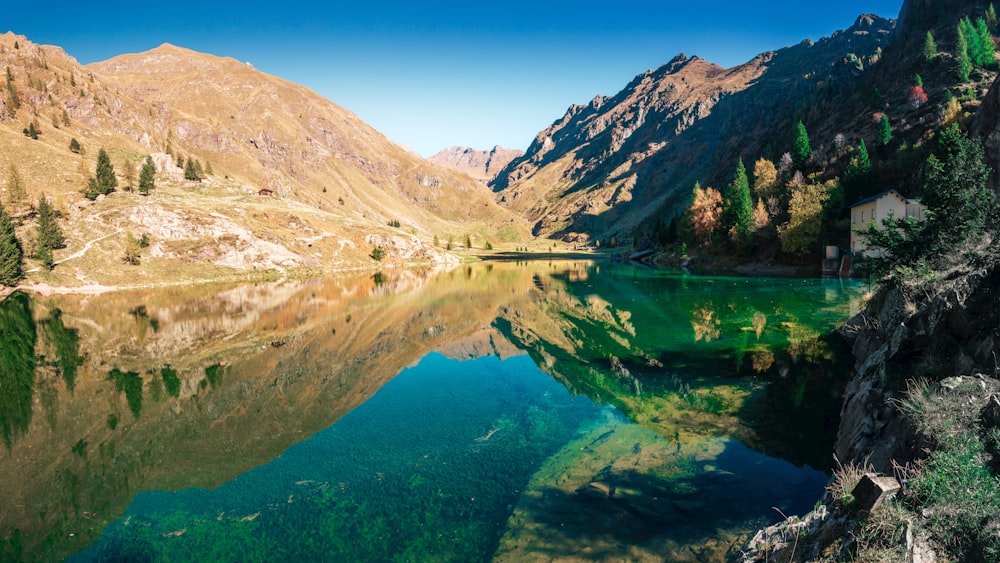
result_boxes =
[884,376,1000,562]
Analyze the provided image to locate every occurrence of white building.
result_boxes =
[850,190,925,257]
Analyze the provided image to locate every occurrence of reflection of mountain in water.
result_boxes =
[493,266,864,470]
[0,262,864,561]
[0,264,544,561]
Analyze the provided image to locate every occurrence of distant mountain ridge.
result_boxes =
[489,15,898,241]
[428,145,525,182]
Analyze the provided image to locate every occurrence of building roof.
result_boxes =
[849,189,917,209]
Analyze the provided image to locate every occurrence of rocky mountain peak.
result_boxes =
[428,145,525,183]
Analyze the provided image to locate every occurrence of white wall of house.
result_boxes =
[850,191,924,257]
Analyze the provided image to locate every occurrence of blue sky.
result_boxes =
[8,1,902,156]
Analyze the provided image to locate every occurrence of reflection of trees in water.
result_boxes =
[108,369,143,419]
[690,304,721,342]
[0,292,37,448]
[751,350,775,373]
[783,321,830,364]
[752,310,767,338]
[41,309,83,392]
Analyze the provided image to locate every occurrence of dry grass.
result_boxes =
[826,454,874,511]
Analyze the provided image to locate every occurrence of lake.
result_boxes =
[0,261,866,561]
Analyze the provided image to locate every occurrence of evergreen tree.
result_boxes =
[6,164,25,208]
[86,148,118,200]
[976,17,995,67]
[873,88,885,109]
[843,140,872,204]
[857,139,871,171]
[184,158,198,180]
[138,156,155,196]
[0,203,23,286]
[194,159,204,178]
[989,3,998,31]
[69,138,81,154]
[958,22,973,81]
[914,74,923,87]
[924,31,938,61]
[35,196,63,270]
[723,159,754,247]
[205,161,214,176]
[792,121,811,170]
[861,124,993,272]
[879,115,892,145]
[919,124,992,252]
[961,18,982,66]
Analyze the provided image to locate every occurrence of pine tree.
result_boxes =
[86,148,118,200]
[723,159,754,247]
[138,156,155,196]
[6,164,25,208]
[857,139,871,171]
[69,138,81,154]
[989,3,999,32]
[0,203,23,286]
[205,161,214,176]
[920,124,992,251]
[194,159,204,178]
[924,31,938,61]
[35,195,64,270]
[957,22,973,82]
[961,18,982,66]
[843,140,872,205]
[914,74,923,87]
[976,17,995,67]
[879,115,892,145]
[184,158,198,180]
[792,121,811,171]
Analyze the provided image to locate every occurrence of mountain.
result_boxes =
[0,35,529,289]
[428,145,525,182]
[491,16,898,241]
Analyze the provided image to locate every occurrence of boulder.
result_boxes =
[851,473,901,515]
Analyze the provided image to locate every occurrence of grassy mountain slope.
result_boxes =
[0,34,529,289]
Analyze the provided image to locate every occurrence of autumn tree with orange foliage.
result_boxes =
[686,183,723,247]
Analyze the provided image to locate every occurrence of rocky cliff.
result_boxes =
[428,145,524,182]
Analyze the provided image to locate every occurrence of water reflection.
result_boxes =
[0,262,866,562]
[0,292,36,448]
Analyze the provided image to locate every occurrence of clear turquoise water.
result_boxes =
[74,353,600,562]
[0,262,866,561]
